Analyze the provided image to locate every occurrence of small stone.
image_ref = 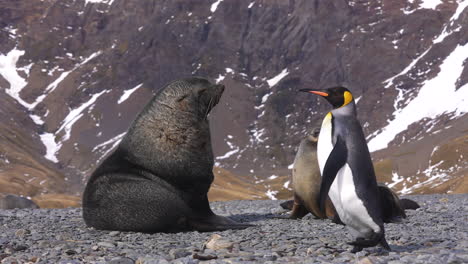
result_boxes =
[204,234,234,250]
[358,257,375,264]
[192,252,217,261]
[136,256,169,264]
[263,254,278,261]
[439,198,449,203]
[64,249,77,255]
[98,241,116,248]
[169,248,191,260]
[15,229,30,237]
[91,245,99,251]
[1,256,20,264]
[109,231,121,236]
[109,257,135,264]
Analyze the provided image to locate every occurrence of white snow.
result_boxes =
[265,189,278,200]
[57,90,108,143]
[40,90,108,162]
[388,171,405,189]
[383,49,430,88]
[216,148,240,160]
[85,0,115,5]
[419,0,442,10]
[93,132,126,153]
[355,96,362,104]
[118,83,142,104]
[32,51,102,109]
[368,43,468,152]
[261,92,273,104]
[215,74,225,83]
[283,180,291,189]
[0,48,32,108]
[266,68,289,87]
[210,0,224,12]
[268,175,278,180]
[30,114,44,125]
[40,133,60,163]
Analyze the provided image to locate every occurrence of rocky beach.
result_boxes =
[0,194,466,263]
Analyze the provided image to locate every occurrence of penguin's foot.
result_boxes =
[379,237,391,251]
[348,237,392,252]
[348,237,378,248]
[350,245,363,253]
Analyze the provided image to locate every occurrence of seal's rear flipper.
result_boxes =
[399,198,420,210]
[189,215,254,232]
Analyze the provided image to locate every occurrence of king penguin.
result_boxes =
[299,86,391,253]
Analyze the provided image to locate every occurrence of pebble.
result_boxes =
[0,194,465,263]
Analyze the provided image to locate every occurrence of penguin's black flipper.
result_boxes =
[319,136,347,213]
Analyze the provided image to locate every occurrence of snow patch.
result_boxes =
[0,48,31,108]
[85,0,115,6]
[368,43,468,152]
[419,0,442,10]
[265,189,278,200]
[57,90,109,143]
[210,0,224,12]
[388,171,404,189]
[118,83,143,104]
[266,68,289,87]
[216,148,240,160]
[40,133,60,163]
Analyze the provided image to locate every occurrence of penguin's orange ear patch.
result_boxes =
[343,91,353,106]
[309,91,329,97]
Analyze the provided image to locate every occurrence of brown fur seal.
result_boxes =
[288,128,338,221]
[82,77,251,232]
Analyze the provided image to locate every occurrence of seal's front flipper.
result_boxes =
[189,215,254,232]
[289,195,309,219]
[279,200,294,210]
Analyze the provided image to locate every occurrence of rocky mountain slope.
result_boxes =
[0,0,467,205]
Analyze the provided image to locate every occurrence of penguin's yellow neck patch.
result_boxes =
[342,91,353,107]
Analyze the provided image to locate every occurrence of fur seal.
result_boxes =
[288,128,337,220]
[82,77,251,232]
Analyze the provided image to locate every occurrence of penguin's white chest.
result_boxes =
[317,113,379,237]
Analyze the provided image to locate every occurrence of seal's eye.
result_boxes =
[198,88,207,96]
[176,94,188,102]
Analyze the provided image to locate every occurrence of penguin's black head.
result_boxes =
[299,86,354,109]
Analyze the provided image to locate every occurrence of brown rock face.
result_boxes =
[0,0,467,205]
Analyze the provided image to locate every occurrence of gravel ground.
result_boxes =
[0,194,466,263]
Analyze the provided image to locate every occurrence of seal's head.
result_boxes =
[306,127,320,143]
[157,77,225,119]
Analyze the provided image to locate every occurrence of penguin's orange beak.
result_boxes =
[299,89,329,97]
